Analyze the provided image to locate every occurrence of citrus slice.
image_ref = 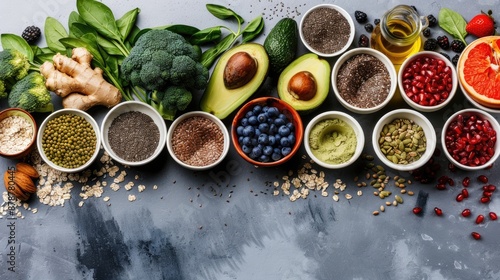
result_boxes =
[458,36,500,108]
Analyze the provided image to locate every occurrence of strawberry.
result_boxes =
[466,10,496,38]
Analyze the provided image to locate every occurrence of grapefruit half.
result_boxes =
[458,36,500,108]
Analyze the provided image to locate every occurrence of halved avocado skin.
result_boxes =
[277,53,331,114]
[200,43,269,119]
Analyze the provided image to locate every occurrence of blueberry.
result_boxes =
[281,147,292,156]
[245,111,254,118]
[267,106,279,117]
[238,136,244,143]
[254,128,261,137]
[268,135,276,146]
[240,117,249,126]
[258,133,269,144]
[236,125,245,136]
[263,145,273,156]
[278,125,291,136]
[243,125,255,137]
[259,155,270,162]
[241,144,251,154]
[258,123,269,133]
[280,137,291,147]
[274,117,286,127]
[286,122,295,132]
[252,105,262,114]
[287,134,296,145]
[248,115,258,125]
[251,146,263,158]
[269,123,278,134]
[272,152,282,161]
[250,138,258,146]
[242,136,251,146]
[274,134,281,143]
[257,113,267,123]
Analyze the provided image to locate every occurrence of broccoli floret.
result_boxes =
[8,72,53,113]
[0,49,30,97]
[151,86,192,120]
[121,29,209,119]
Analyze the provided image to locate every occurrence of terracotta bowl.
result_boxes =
[0,108,37,160]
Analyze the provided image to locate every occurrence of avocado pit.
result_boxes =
[288,71,317,101]
[223,51,258,89]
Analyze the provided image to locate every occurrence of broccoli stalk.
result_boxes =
[8,72,53,113]
[120,29,209,120]
[0,49,30,98]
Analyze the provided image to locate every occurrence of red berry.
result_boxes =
[456,193,464,202]
[434,207,443,216]
[435,183,446,190]
[462,176,470,187]
[413,207,423,215]
[476,214,485,224]
[471,232,481,240]
[480,196,491,203]
[489,212,498,220]
[466,11,496,38]
[461,188,469,198]
[478,175,489,183]
[462,208,471,217]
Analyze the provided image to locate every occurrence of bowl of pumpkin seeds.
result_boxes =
[37,108,101,173]
[372,109,436,171]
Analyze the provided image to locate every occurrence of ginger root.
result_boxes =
[40,47,121,111]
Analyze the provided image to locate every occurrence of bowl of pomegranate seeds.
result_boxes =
[399,51,457,112]
[442,108,500,170]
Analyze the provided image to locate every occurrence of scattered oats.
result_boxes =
[114,171,127,183]
[78,201,84,207]
[103,196,110,202]
[153,185,158,190]
[134,175,139,180]
[137,184,146,193]
[332,194,339,201]
[128,194,136,202]
[124,181,134,191]
[273,190,280,196]
[110,183,120,191]
[345,193,352,200]
[23,203,29,210]
[31,208,37,214]
[102,181,107,187]
[321,191,328,197]
[357,190,363,196]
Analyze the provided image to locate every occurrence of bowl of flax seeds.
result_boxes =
[166,111,230,170]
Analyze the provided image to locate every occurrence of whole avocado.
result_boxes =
[264,18,298,78]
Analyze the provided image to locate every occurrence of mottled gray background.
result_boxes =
[1,0,500,279]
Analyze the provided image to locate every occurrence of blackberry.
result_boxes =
[374,18,380,26]
[364,23,374,33]
[354,11,368,23]
[358,34,369,47]
[437,35,450,50]
[450,39,466,53]
[422,28,431,38]
[423,38,438,51]
[21,26,41,44]
[452,54,460,66]
[439,52,450,61]
[427,14,438,27]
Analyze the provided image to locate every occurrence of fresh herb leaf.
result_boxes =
[0,34,34,61]
[438,8,468,45]
[206,4,244,25]
[45,17,69,53]
[76,0,122,42]
[190,26,222,45]
[116,8,140,40]
[242,15,264,43]
[201,33,236,68]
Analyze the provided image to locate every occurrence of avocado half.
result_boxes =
[200,43,269,119]
[277,53,330,113]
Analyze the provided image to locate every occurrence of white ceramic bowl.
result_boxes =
[299,4,355,57]
[332,48,397,114]
[304,111,364,169]
[441,108,500,171]
[399,51,457,112]
[372,109,436,171]
[101,101,167,166]
[37,109,101,173]
[167,111,230,170]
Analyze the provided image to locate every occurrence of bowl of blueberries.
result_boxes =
[231,97,304,167]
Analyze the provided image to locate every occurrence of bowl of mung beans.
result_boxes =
[372,109,436,171]
[167,111,230,170]
[37,109,101,173]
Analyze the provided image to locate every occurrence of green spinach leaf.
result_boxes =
[45,17,69,53]
[76,0,122,42]
[116,8,140,40]
[242,15,264,43]
[206,4,244,25]
[438,8,467,45]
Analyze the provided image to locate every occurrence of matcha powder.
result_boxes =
[308,118,357,164]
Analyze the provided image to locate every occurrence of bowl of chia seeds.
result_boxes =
[37,108,101,173]
[332,47,397,114]
[101,101,167,166]
[299,4,355,57]
[372,109,436,172]
[167,111,230,170]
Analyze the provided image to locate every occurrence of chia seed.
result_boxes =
[108,111,160,162]
[171,116,224,167]
[336,54,391,108]
[301,7,351,54]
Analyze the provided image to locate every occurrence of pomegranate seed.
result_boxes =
[456,193,464,202]
[478,175,489,183]
[485,184,496,192]
[476,214,485,224]
[435,183,446,190]
[489,212,498,220]
[471,232,481,240]
[434,207,443,216]
[413,207,423,215]
[480,196,491,203]
[461,188,469,198]
[483,191,493,197]
[462,177,470,187]
[447,178,455,186]
[462,209,471,217]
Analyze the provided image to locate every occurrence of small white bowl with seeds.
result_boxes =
[166,111,230,170]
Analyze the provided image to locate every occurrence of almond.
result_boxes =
[4,170,30,201]
[16,162,39,179]
[13,170,36,194]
